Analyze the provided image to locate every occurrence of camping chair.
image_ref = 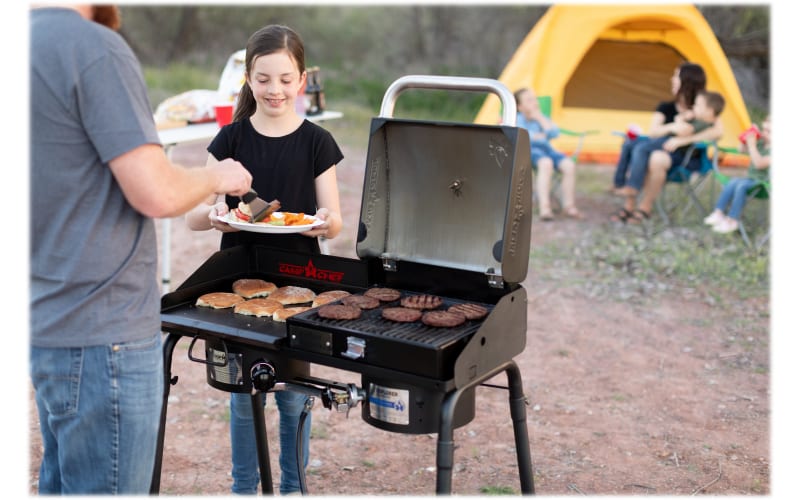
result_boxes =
[654,141,716,226]
[711,146,771,250]
[534,96,599,212]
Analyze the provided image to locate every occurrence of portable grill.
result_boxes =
[151,76,535,495]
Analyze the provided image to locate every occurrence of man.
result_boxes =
[29,5,252,493]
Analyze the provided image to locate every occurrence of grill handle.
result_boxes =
[379,75,517,126]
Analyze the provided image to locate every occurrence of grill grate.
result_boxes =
[289,296,492,348]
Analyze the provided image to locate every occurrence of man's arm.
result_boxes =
[109,143,252,218]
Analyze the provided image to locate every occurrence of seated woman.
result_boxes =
[611,62,723,224]
[515,87,583,221]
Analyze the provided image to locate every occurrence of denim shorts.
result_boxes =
[30,333,163,494]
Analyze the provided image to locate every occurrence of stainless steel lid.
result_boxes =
[356,76,532,286]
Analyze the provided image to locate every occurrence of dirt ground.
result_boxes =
[28,139,771,496]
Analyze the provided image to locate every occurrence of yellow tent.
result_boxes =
[475,4,751,165]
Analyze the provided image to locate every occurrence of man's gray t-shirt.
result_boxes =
[30,8,161,347]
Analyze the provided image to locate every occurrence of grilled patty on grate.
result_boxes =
[317,304,362,320]
[364,287,402,302]
[447,302,489,320]
[400,294,443,310]
[341,294,381,310]
[421,310,466,328]
[381,307,423,323]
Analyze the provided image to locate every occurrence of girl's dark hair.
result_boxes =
[675,62,707,110]
[232,25,306,122]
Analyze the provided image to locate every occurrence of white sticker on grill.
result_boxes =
[368,384,409,425]
[207,348,244,386]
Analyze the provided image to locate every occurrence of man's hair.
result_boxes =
[699,90,726,116]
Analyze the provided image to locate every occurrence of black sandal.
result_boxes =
[627,209,651,225]
[610,208,633,223]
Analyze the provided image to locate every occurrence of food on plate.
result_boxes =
[269,285,316,305]
[231,205,316,227]
[364,287,402,302]
[273,306,311,322]
[312,290,352,307]
[447,302,489,320]
[233,199,281,223]
[421,310,466,328]
[381,307,423,323]
[232,278,277,298]
[341,294,381,310]
[317,304,362,320]
[233,298,284,317]
[195,292,245,309]
[400,294,443,310]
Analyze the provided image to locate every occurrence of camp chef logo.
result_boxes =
[278,259,345,283]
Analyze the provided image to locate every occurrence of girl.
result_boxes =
[186,24,343,494]
[704,115,770,234]
[515,87,583,220]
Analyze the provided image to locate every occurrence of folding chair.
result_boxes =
[711,147,771,250]
[654,141,716,226]
[533,96,598,212]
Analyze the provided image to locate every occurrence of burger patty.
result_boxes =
[341,294,381,310]
[381,307,423,323]
[400,294,443,310]
[447,302,489,320]
[364,287,402,302]
[421,310,466,328]
[317,304,362,320]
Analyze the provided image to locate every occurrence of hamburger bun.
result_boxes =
[233,298,283,317]
[272,306,311,322]
[270,286,316,305]
[232,278,277,299]
[312,290,351,307]
[196,292,245,309]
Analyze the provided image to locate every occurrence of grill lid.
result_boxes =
[356,76,532,286]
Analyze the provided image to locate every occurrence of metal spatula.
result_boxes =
[240,189,280,223]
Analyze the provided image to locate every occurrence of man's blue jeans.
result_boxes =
[230,390,311,494]
[30,333,163,494]
[715,177,758,220]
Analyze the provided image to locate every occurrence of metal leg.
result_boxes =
[435,361,534,495]
[506,362,535,494]
[150,332,182,494]
[251,392,274,494]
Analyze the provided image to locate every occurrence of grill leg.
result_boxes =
[150,332,182,494]
[506,362,535,494]
[435,361,534,495]
[251,392,274,494]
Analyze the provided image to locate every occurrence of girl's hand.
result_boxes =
[208,202,239,232]
[301,207,332,238]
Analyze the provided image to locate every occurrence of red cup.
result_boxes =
[739,124,761,144]
[214,104,234,127]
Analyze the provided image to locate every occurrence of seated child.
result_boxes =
[703,115,771,234]
[616,90,726,198]
[514,87,583,220]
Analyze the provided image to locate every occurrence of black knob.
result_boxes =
[250,360,276,392]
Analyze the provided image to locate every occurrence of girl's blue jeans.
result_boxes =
[30,333,163,494]
[715,177,758,220]
[230,389,311,494]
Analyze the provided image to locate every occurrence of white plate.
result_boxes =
[217,212,324,234]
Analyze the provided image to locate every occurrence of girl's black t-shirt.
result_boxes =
[207,118,344,253]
